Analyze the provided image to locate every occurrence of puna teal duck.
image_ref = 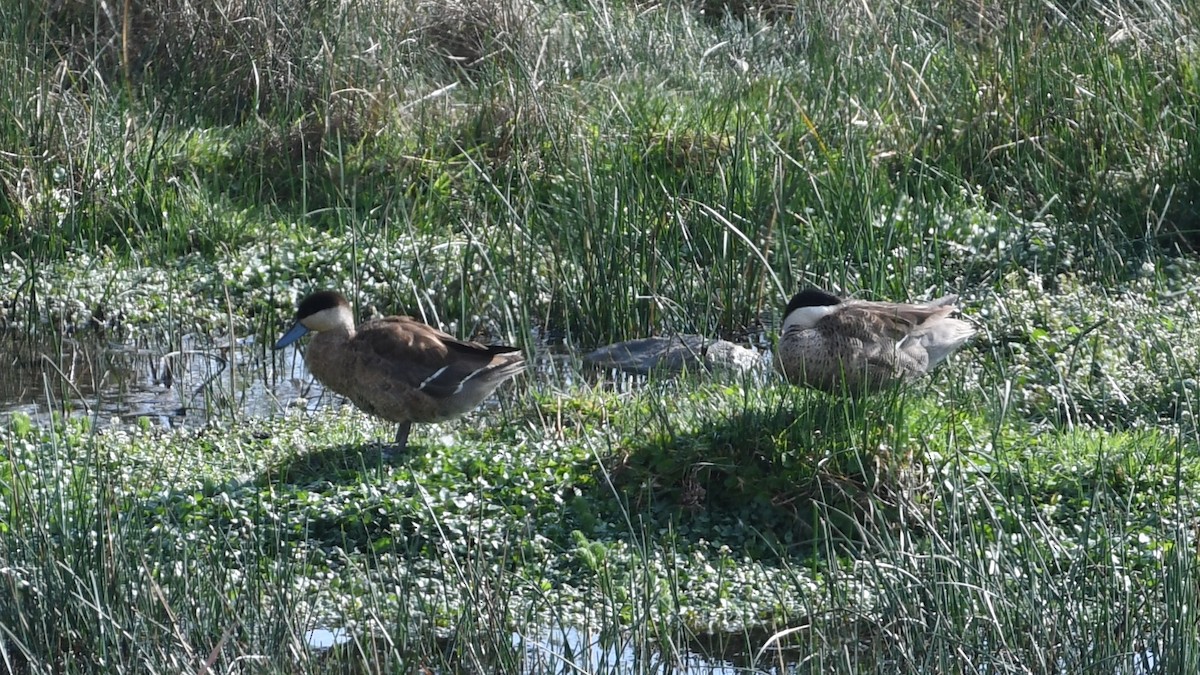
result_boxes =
[774,287,975,394]
[275,291,526,449]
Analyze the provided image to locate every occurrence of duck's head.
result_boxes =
[781,287,842,332]
[274,291,355,349]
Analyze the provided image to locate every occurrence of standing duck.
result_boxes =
[774,287,975,394]
[275,291,526,449]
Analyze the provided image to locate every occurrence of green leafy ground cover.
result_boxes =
[2,0,1200,671]
[1,372,1197,671]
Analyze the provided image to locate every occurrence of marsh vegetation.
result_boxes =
[1,0,1200,671]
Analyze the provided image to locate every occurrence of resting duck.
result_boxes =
[274,291,526,449]
[774,287,975,393]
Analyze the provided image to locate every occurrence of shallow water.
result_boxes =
[0,330,311,429]
[0,330,726,430]
[302,625,792,674]
[511,627,787,675]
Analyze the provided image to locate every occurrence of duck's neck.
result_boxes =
[315,323,355,344]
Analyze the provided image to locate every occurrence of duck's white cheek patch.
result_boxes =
[782,305,836,333]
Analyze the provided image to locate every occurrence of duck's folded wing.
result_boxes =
[416,339,524,398]
[358,317,523,398]
[818,304,915,342]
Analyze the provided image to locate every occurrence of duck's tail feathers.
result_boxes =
[480,354,528,384]
[417,353,526,398]
[925,294,960,308]
[918,318,976,366]
[456,353,527,392]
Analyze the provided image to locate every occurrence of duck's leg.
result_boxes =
[393,421,413,451]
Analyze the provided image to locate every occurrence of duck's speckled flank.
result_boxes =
[775,289,975,394]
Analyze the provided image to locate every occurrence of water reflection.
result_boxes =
[305,627,350,650]
[0,329,713,432]
[512,627,781,674]
[0,331,307,429]
[303,625,790,674]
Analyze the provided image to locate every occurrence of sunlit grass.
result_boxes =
[4,0,1197,343]
[2,0,1200,671]
[1,370,1197,671]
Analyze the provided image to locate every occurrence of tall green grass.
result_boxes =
[1,0,1200,672]
[1,373,1197,672]
[2,0,1197,342]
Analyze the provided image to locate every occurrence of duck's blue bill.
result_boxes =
[274,322,310,349]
